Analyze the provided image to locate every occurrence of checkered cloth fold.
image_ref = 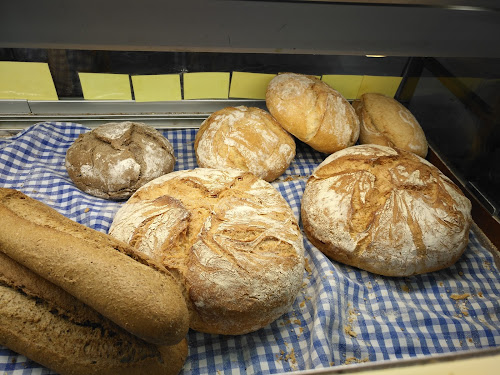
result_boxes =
[1,122,499,374]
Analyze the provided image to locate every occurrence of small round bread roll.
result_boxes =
[109,168,305,335]
[266,72,360,154]
[301,144,472,277]
[194,106,296,182]
[66,122,175,200]
[353,93,428,158]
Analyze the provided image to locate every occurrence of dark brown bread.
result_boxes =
[0,252,188,375]
[0,188,189,346]
[65,121,176,200]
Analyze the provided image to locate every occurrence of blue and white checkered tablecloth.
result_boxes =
[0,122,499,374]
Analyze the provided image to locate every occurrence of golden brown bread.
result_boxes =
[0,252,188,375]
[109,168,305,335]
[353,93,428,158]
[194,106,296,182]
[266,72,360,154]
[0,188,189,345]
[301,144,472,276]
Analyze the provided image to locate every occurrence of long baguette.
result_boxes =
[0,188,189,345]
[0,252,188,375]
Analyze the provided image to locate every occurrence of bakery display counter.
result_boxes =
[1,1,500,373]
[0,120,499,374]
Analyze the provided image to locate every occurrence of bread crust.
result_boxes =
[266,73,359,154]
[194,106,296,182]
[0,252,188,375]
[110,168,305,335]
[0,188,189,345]
[301,144,472,276]
[65,121,175,200]
[354,93,428,158]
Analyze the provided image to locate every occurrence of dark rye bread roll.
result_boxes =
[194,106,296,182]
[0,188,189,345]
[266,72,360,154]
[353,93,428,158]
[66,121,175,200]
[0,253,188,375]
[301,144,472,276]
[109,168,305,335]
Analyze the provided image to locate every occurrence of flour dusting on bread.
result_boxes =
[110,168,305,335]
[194,106,295,182]
[266,72,359,154]
[301,144,471,276]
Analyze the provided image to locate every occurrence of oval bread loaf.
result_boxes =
[66,121,175,200]
[353,93,428,158]
[266,72,360,154]
[194,106,296,182]
[0,252,188,375]
[301,144,472,276]
[0,188,189,346]
[110,168,305,335]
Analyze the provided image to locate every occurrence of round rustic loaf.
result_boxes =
[109,168,305,335]
[194,106,296,182]
[301,144,472,277]
[266,72,360,154]
[66,122,175,200]
[353,93,428,158]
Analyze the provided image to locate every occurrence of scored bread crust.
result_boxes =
[353,93,428,158]
[65,121,176,200]
[0,253,188,375]
[301,144,472,277]
[194,106,296,182]
[0,188,189,346]
[110,168,305,335]
[266,73,360,154]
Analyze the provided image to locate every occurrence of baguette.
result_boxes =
[0,188,189,346]
[0,252,188,375]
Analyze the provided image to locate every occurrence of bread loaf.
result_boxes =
[0,252,188,375]
[194,106,296,182]
[301,144,472,276]
[0,188,189,345]
[266,73,359,154]
[66,121,175,200]
[110,168,305,335]
[353,93,428,158]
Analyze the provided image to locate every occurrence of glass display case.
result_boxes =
[0,1,499,374]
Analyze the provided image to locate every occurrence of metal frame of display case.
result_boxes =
[1,1,500,373]
[1,0,500,57]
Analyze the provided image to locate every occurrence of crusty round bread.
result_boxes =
[66,121,175,200]
[194,106,296,182]
[353,93,428,158]
[265,72,360,154]
[301,144,472,277]
[109,168,305,335]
